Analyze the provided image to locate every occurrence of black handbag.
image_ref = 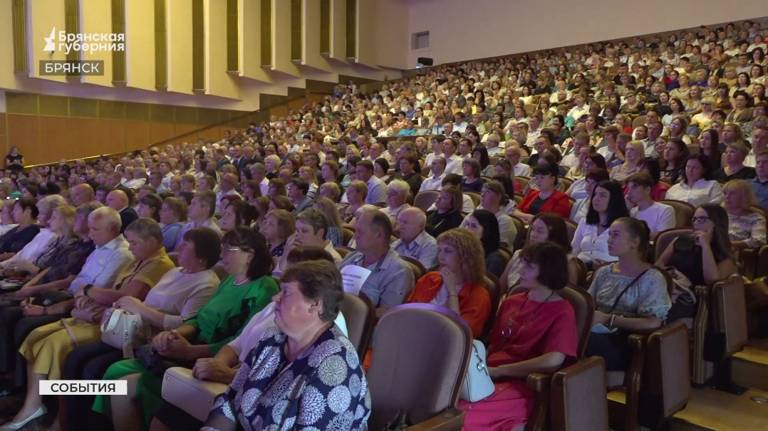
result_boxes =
[134,344,186,376]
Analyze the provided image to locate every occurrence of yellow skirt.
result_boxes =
[19,318,101,379]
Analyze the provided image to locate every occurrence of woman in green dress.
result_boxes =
[92,227,279,431]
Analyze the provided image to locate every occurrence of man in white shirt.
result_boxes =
[391,207,438,270]
[419,157,447,193]
[566,93,590,121]
[442,138,464,175]
[505,144,531,177]
[248,163,270,197]
[745,126,767,168]
[626,173,676,235]
[68,206,135,295]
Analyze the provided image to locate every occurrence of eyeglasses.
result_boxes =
[691,216,710,223]
[224,246,253,254]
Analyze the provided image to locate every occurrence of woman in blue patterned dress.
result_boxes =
[199,259,370,431]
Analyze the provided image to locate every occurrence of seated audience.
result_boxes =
[174,191,221,250]
[158,197,186,252]
[665,154,724,206]
[4,217,173,430]
[500,213,580,292]
[259,209,294,266]
[60,228,221,429]
[407,228,490,337]
[626,173,676,235]
[572,180,629,267]
[752,150,768,208]
[312,196,345,247]
[637,157,670,200]
[426,186,464,238]
[656,204,737,323]
[514,163,572,221]
[93,227,278,429]
[459,242,577,430]
[338,208,414,315]
[199,260,370,430]
[342,180,368,223]
[723,179,767,250]
[463,209,507,278]
[610,140,645,182]
[585,217,671,372]
[392,207,439,269]
[0,198,41,260]
[714,142,757,182]
[469,181,517,247]
[382,179,412,225]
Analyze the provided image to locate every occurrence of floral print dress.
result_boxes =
[204,325,371,431]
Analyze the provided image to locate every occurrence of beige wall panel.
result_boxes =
[354,0,375,67]
[203,0,239,99]
[166,0,194,94]
[0,0,15,89]
[28,0,68,82]
[329,0,346,61]
[270,0,300,76]
[301,0,331,71]
[124,0,156,90]
[238,0,271,82]
[79,0,114,87]
[406,0,768,68]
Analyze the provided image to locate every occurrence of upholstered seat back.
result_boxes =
[367,303,471,430]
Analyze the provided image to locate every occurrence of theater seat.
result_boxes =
[366,303,471,430]
[414,190,440,212]
[550,357,609,431]
[659,200,694,228]
[653,228,692,261]
[338,292,376,358]
[400,255,428,281]
[608,322,691,431]
[526,287,594,430]
[161,367,228,422]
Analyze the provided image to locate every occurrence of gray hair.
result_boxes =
[88,206,122,233]
[387,179,411,199]
[125,217,164,242]
[76,201,103,218]
[38,194,68,215]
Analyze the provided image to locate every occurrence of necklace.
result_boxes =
[501,290,556,339]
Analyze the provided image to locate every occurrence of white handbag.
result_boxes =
[100,308,145,358]
[459,339,495,402]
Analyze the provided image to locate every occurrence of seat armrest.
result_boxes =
[693,285,711,385]
[526,372,552,392]
[525,373,553,431]
[406,408,464,431]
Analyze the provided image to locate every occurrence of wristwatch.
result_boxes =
[83,284,94,298]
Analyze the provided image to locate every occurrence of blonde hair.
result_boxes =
[437,228,486,284]
[53,204,77,233]
[723,179,757,210]
[313,197,343,229]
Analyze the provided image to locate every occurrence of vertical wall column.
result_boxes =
[165,0,193,94]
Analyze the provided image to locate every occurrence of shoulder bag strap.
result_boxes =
[608,268,650,314]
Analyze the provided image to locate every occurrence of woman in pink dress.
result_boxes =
[459,241,578,430]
